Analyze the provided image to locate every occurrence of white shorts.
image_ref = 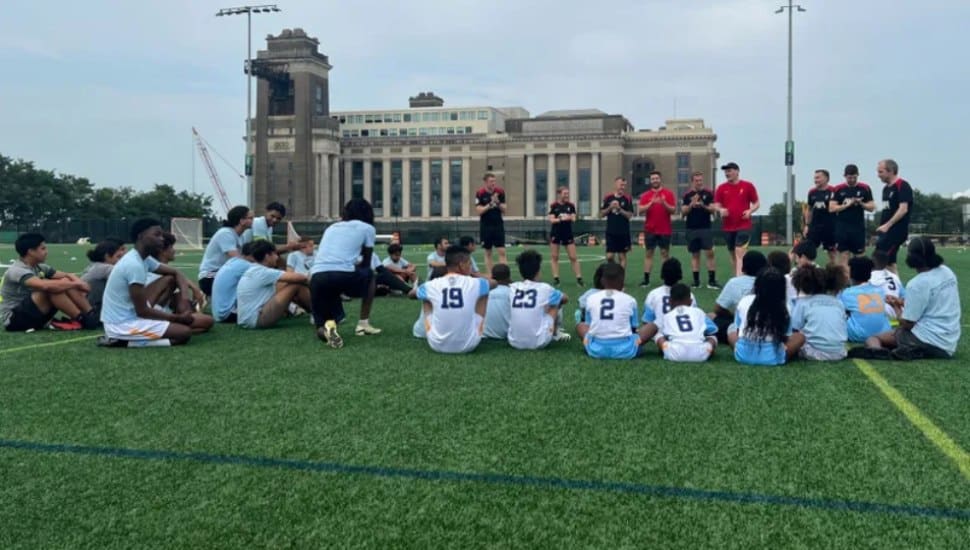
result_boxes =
[427,314,484,354]
[799,342,847,361]
[662,340,714,362]
[104,318,171,341]
[509,315,555,350]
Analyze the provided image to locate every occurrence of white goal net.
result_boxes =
[170,217,204,250]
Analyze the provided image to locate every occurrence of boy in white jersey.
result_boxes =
[576,262,643,359]
[507,250,570,349]
[416,245,496,354]
[870,250,905,321]
[641,258,696,331]
[656,283,719,362]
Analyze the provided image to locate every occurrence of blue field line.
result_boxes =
[1,438,969,521]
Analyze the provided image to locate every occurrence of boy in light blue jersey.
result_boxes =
[426,236,449,279]
[211,242,255,323]
[790,264,849,360]
[839,256,890,343]
[382,243,418,285]
[198,205,253,296]
[285,238,315,276]
[483,264,512,339]
[459,236,481,276]
[236,241,311,329]
[576,262,643,359]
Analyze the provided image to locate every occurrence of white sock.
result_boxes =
[358,319,370,326]
[127,339,172,348]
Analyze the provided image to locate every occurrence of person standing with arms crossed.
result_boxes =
[714,162,760,276]
[874,159,914,274]
[548,187,583,286]
[682,171,721,289]
[637,170,676,287]
[475,172,507,275]
[600,177,635,270]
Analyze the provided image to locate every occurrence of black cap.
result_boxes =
[720,162,740,170]
[844,164,859,176]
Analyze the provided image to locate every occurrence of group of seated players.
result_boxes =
[1,201,960,362]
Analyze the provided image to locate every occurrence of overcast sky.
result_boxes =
[2,0,968,211]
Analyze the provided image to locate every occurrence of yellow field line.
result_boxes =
[854,359,970,481]
[0,335,99,355]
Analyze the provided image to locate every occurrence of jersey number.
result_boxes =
[676,315,693,332]
[661,296,672,314]
[440,288,464,309]
[512,289,538,309]
[600,298,615,320]
[885,277,897,291]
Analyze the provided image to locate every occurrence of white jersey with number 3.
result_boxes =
[869,268,905,320]
[507,280,563,350]
[417,274,490,353]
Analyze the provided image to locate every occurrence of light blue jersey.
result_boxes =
[903,265,961,355]
[199,227,242,277]
[716,274,756,312]
[311,220,376,274]
[211,256,252,322]
[427,251,446,279]
[483,284,511,339]
[100,249,160,324]
[235,264,284,328]
[733,294,791,366]
[839,283,890,343]
[286,250,312,275]
[241,216,273,244]
[791,294,847,355]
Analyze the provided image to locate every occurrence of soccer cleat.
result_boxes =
[50,319,82,331]
[691,282,702,289]
[576,278,584,287]
[553,330,572,342]
[318,320,343,348]
[706,281,722,290]
[96,336,128,348]
[553,277,561,286]
[639,281,649,288]
[355,323,382,336]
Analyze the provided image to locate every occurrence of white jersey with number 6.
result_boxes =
[416,274,490,354]
[658,305,717,362]
[641,285,697,325]
[584,289,639,339]
[507,280,563,350]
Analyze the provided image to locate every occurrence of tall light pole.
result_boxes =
[776,0,805,245]
[216,4,281,207]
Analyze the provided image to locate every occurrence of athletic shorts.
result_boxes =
[662,340,713,362]
[644,233,671,250]
[605,232,631,254]
[891,327,951,360]
[584,334,640,359]
[310,268,373,326]
[799,342,847,361]
[875,229,908,265]
[550,232,575,246]
[3,294,56,332]
[686,229,713,253]
[480,224,505,250]
[723,230,751,252]
[427,313,484,354]
[104,318,171,341]
[835,225,866,255]
[805,225,836,251]
[199,276,214,297]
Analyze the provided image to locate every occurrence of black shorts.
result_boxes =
[4,293,56,332]
[199,276,214,297]
[644,233,671,251]
[836,225,867,255]
[310,268,373,326]
[550,231,574,246]
[605,232,631,254]
[875,229,908,265]
[723,230,751,252]
[686,228,713,253]
[480,224,505,250]
[892,327,950,360]
[805,225,836,251]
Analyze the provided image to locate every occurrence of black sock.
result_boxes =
[693,271,700,285]
[643,273,650,284]
[708,270,717,282]
[577,277,583,285]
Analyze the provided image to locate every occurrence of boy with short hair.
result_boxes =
[641,258,697,329]
[426,236,449,279]
[656,283,718,362]
[710,250,767,343]
[236,241,312,329]
[507,250,570,349]
[839,256,890,343]
[1,232,99,331]
[483,264,512,339]
[791,240,818,269]
[576,262,642,359]
[459,235,481,276]
[382,243,418,284]
[286,237,315,275]
[416,245,496,353]
[211,242,255,323]
[869,250,905,322]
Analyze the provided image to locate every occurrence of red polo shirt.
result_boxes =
[638,187,675,235]
[715,179,759,232]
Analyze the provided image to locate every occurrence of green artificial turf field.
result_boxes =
[1,242,968,548]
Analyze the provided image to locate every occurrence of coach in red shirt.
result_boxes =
[714,162,760,276]
[637,170,676,287]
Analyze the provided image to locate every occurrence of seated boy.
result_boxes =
[869,250,905,322]
[412,265,447,338]
[576,262,642,359]
[642,258,696,332]
[1,232,99,331]
[144,232,205,313]
[839,256,890,343]
[382,243,418,285]
[710,250,767,343]
[507,250,570,349]
[483,264,512,339]
[416,245,495,353]
[655,283,718,362]
[98,219,213,347]
[236,241,312,329]
[211,242,255,323]
[459,235,482,276]
[286,237,315,276]
[426,236,449,279]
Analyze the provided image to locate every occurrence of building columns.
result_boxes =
[402,159,412,218]
[461,156,471,218]
[591,152,601,214]
[546,154,557,210]
[525,153,535,218]
[421,157,431,218]
[330,155,340,218]
[382,160,392,219]
[362,158,372,202]
[568,152,578,208]
[441,158,451,218]
[318,154,331,218]
[342,159,353,211]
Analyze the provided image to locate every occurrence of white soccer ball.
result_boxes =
[70,257,77,261]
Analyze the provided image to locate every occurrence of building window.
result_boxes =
[450,112,458,121]
[477,110,489,120]
[392,113,402,123]
[403,113,412,122]
[408,128,417,136]
[677,152,691,169]
[380,129,388,136]
[419,128,429,136]
[390,160,403,217]
[352,161,364,199]
[339,116,347,123]
[410,159,423,217]
[578,168,591,216]
[372,161,384,217]
[450,159,463,217]
[430,160,443,217]
[465,126,473,134]
[556,169,569,188]
[676,152,691,197]
[361,129,369,137]
[535,169,548,217]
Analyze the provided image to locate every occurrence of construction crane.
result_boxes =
[192,127,235,217]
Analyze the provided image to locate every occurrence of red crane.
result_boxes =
[192,127,234,216]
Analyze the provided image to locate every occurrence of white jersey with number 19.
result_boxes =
[416,274,490,354]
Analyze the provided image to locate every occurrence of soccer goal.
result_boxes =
[170,217,204,250]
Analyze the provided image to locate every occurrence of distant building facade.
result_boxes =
[251,29,719,221]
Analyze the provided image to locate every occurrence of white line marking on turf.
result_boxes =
[0,335,99,355]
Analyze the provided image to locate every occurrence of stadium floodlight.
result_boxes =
[215,4,281,206]
[776,0,806,245]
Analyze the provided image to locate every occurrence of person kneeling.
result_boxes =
[236,241,312,329]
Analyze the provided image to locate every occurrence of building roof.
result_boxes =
[536,109,608,118]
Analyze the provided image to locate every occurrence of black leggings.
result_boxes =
[310,269,372,326]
